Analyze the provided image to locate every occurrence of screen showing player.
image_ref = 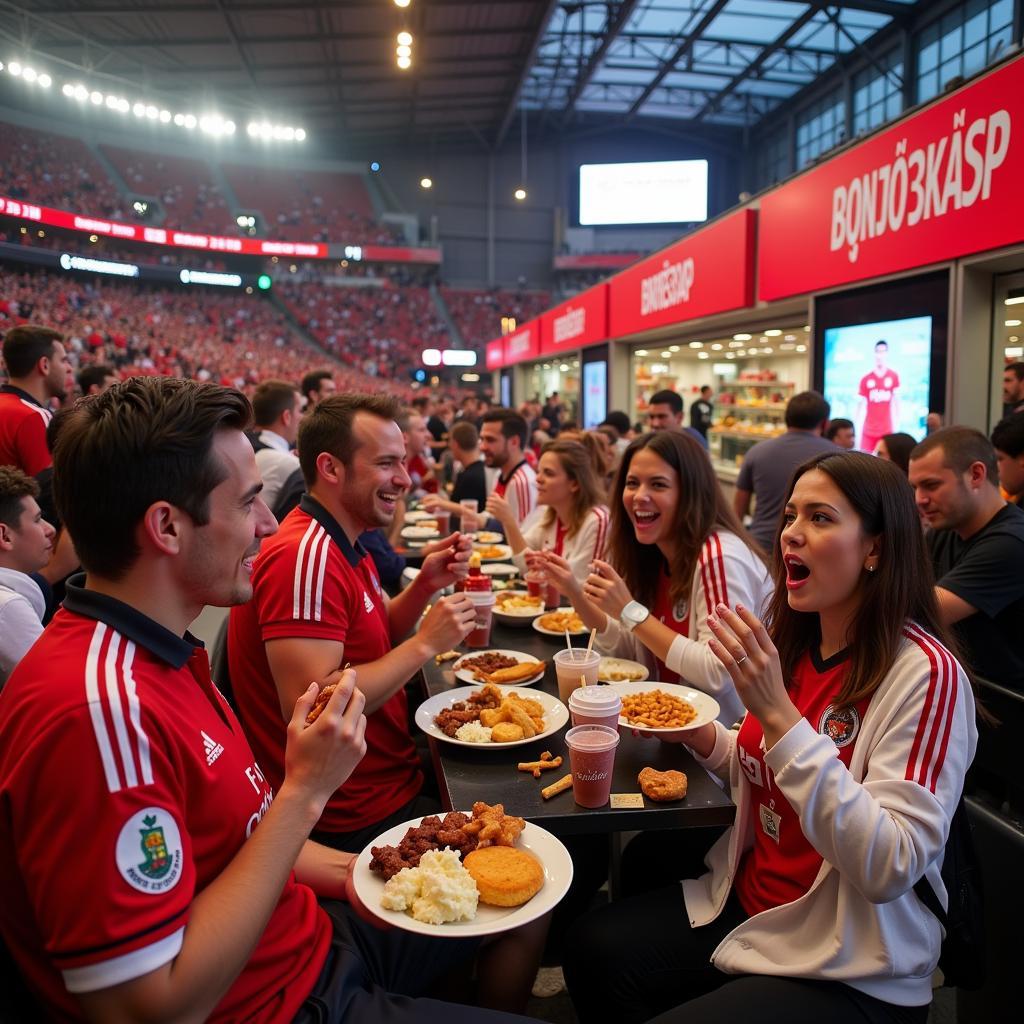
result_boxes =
[822,315,932,452]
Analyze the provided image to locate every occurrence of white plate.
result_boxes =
[480,563,519,577]
[402,525,440,541]
[493,591,545,625]
[353,817,573,938]
[475,543,513,562]
[404,510,434,524]
[452,649,546,687]
[475,531,505,545]
[608,681,720,736]
[415,687,568,749]
[401,566,421,585]
[532,612,588,637]
[598,657,649,684]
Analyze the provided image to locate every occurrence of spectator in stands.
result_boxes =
[1003,361,1024,414]
[873,432,917,475]
[0,377,531,1022]
[301,369,337,410]
[481,408,537,526]
[76,363,117,396]
[734,391,838,551]
[825,418,856,450]
[992,412,1024,502]
[0,324,69,475]
[909,426,1024,688]
[250,380,303,516]
[422,421,488,529]
[690,386,714,440]
[0,467,54,687]
[456,393,481,427]
[228,394,479,853]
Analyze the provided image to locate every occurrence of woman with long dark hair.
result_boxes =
[874,431,917,474]
[545,430,770,725]
[562,451,977,1024]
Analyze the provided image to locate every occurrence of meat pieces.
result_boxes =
[369,811,478,879]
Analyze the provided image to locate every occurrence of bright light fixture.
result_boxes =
[698,352,710,360]
[1005,296,1024,306]
[8,61,21,76]
[396,44,412,58]
[420,177,433,189]
[514,187,527,201]
[660,351,672,358]
[669,345,680,352]
[90,90,103,105]
[764,328,782,337]
[733,333,752,341]
[689,341,703,349]
[394,0,411,7]
[796,344,807,352]
[397,55,412,69]
[133,102,145,116]
[22,67,36,82]
[1006,319,1022,327]
[38,73,51,87]
[159,109,171,122]
[635,349,648,357]
[711,343,723,350]
[397,31,413,45]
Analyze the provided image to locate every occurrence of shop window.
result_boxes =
[916,0,1014,104]
[796,89,846,168]
[754,129,791,190]
[852,49,904,136]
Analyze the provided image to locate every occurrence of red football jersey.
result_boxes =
[493,459,537,523]
[0,581,330,1022]
[0,384,52,475]
[228,495,422,834]
[734,647,871,916]
[858,369,901,437]
[651,568,690,685]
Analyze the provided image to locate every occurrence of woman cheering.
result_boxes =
[545,430,771,726]
[563,451,977,1024]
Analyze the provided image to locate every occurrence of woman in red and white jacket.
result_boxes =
[562,451,977,1024]
[546,430,771,726]
[486,439,610,583]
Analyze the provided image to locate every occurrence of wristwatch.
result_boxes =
[620,600,650,633]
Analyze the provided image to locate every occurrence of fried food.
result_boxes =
[461,801,525,847]
[305,682,338,725]
[466,684,503,708]
[434,649,461,664]
[541,773,573,799]
[620,689,698,729]
[517,755,564,778]
[505,701,538,739]
[479,661,545,685]
[476,545,508,559]
[369,811,479,879]
[506,693,544,719]
[459,652,519,675]
[495,593,543,612]
[598,659,647,682]
[463,846,544,907]
[537,609,584,633]
[490,721,526,743]
[638,767,688,802]
[433,702,480,737]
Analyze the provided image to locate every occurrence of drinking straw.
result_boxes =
[564,628,573,651]
[585,627,596,658]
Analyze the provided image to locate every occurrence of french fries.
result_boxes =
[517,755,564,779]
[620,689,698,729]
[541,773,573,799]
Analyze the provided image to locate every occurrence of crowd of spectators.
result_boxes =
[440,287,551,345]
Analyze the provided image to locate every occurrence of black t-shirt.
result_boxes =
[426,415,447,442]
[690,399,713,436]
[451,459,488,523]
[927,502,1024,688]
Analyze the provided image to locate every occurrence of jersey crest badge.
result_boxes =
[818,705,860,748]
[371,573,382,596]
[363,590,374,613]
[116,807,184,894]
[673,597,689,622]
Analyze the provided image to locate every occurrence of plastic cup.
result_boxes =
[553,648,601,704]
[564,724,620,808]
[459,499,479,534]
[433,509,451,535]
[465,591,495,648]
[525,569,546,600]
[568,685,622,729]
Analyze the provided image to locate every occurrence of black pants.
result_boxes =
[293,901,530,1023]
[563,885,929,1024]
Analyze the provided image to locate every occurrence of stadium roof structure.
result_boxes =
[1,0,921,149]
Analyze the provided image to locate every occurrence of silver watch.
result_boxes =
[620,600,650,633]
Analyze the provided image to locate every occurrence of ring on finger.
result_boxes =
[734,653,748,666]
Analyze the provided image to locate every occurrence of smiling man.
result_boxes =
[228,393,478,851]
[909,426,1024,688]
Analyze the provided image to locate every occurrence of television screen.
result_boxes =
[582,360,607,429]
[578,160,708,226]
[822,315,933,452]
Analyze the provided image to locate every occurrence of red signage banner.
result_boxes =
[502,321,541,365]
[758,55,1024,301]
[554,252,641,270]
[539,284,608,355]
[485,338,505,370]
[0,194,441,265]
[608,208,756,338]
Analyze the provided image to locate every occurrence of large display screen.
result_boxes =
[578,160,708,226]
[582,359,608,430]
[823,316,932,451]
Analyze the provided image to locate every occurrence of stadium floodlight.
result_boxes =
[145,105,158,119]
[420,177,432,189]
[8,61,22,76]
[173,112,185,126]
[295,128,306,141]
[22,67,36,82]
[159,109,171,122]
[62,83,75,97]
[224,120,235,134]
[74,84,88,101]
[394,0,411,7]
[133,102,146,116]
[396,45,411,58]
[397,55,412,69]
[184,113,197,129]
[422,349,442,366]
[247,122,259,136]
[514,187,527,201]
[38,73,51,87]
[397,31,412,46]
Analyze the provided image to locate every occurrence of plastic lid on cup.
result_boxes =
[564,724,620,752]
[553,647,601,665]
[568,685,621,716]
[465,590,495,605]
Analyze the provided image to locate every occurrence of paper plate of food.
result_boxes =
[480,562,519,577]
[532,608,588,637]
[415,685,568,748]
[597,657,649,683]
[475,543,513,562]
[474,530,505,545]
[401,525,440,542]
[453,650,545,686]
[404,510,435,524]
[607,681,720,737]
[492,591,545,626]
[353,803,574,938]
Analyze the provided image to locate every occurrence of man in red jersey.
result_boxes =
[0,323,71,474]
[0,378,526,1023]
[229,392,478,852]
[855,339,901,456]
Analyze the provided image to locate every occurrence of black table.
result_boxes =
[418,614,735,838]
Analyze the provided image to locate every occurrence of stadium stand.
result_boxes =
[440,287,551,345]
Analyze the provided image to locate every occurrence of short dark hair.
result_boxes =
[45,405,75,453]
[0,466,39,529]
[875,339,889,350]
[53,377,252,579]
[1005,361,1024,382]
[77,364,115,394]
[480,408,528,450]
[300,370,333,399]
[449,420,478,450]
[649,389,683,415]
[297,392,401,488]
[700,385,712,395]
[785,391,830,430]
[411,396,430,413]
[601,411,630,436]
[2,324,64,378]
[910,425,999,482]
[252,379,300,427]
[825,418,854,441]
[991,412,1024,459]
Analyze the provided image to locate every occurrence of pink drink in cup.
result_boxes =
[433,509,451,535]
[525,569,545,600]
[553,648,601,704]
[565,725,620,807]
[465,591,496,648]
[568,685,622,729]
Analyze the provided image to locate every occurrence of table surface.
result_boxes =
[418,612,736,837]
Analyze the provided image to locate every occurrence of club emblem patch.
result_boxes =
[116,807,184,894]
[818,705,860,748]
[363,590,374,613]
[672,598,689,622]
